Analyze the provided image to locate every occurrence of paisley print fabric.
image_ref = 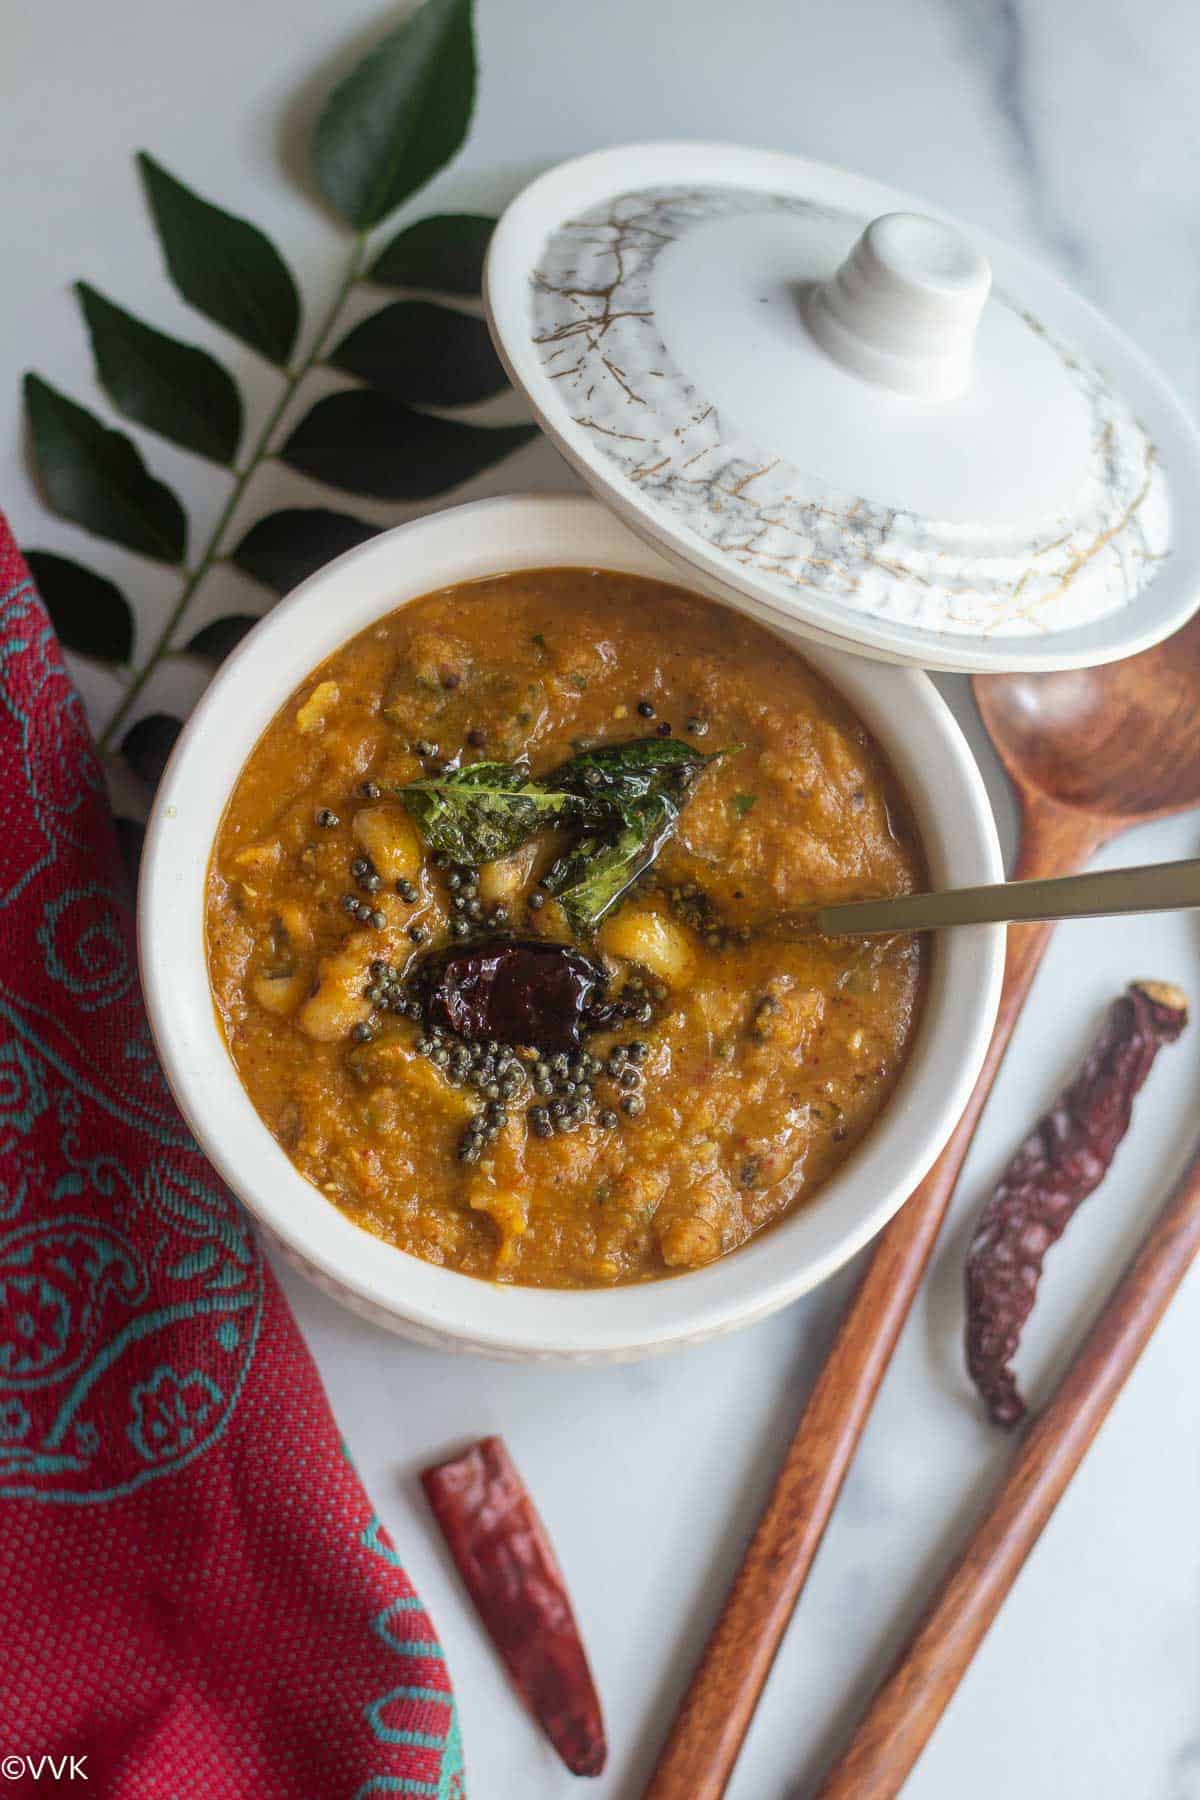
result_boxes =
[0,515,462,1798]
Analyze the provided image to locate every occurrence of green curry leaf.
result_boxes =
[541,738,738,932]
[23,373,187,565]
[137,153,300,366]
[328,300,508,406]
[367,212,495,294]
[231,508,380,595]
[397,735,737,927]
[121,711,182,789]
[24,550,134,663]
[311,0,476,230]
[75,281,243,466]
[279,389,536,500]
[184,614,260,663]
[541,792,680,936]
[549,735,734,806]
[397,759,592,864]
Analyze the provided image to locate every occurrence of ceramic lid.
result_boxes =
[485,142,1200,672]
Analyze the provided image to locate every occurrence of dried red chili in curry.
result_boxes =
[965,979,1188,1427]
[422,1436,606,1777]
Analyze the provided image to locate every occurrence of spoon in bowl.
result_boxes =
[645,613,1200,1800]
[812,854,1200,935]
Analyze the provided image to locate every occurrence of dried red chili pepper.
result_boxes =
[965,979,1187,1428]
[422,1435,606,1777]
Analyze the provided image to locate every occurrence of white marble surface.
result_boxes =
[3,1,1200,1794]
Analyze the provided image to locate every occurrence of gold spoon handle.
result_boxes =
[816,856,1200,936]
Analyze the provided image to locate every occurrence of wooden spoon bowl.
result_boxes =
[975,610,1200,824]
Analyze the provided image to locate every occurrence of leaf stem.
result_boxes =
[98,234,367,753]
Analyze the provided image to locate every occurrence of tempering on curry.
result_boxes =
[206,569,926,1288]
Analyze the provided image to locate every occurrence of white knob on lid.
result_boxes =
[806,212,992,400]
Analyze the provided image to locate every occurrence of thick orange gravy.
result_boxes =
[206,569,925,1287]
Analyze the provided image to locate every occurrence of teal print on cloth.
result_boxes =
[0,575,264,1502]
[360,1513,466,1800]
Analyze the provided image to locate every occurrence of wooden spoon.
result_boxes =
[643,615,1200,1800]
[814,1133,1200,1798]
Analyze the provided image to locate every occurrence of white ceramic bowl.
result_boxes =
[139,494,1004,1361]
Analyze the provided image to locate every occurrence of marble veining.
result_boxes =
[948,0,1092,281]
[530,184,1168,637]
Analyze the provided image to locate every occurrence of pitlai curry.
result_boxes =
[206,569,925,1287]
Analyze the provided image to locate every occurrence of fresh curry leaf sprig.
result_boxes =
[19,0,534,822]
[398,736,736,933]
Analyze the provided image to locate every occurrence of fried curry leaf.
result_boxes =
[399,736,738,925]
[542,738,738,932]
[397,759,592,864]
[549,735,733,806]
[541,793,679,936]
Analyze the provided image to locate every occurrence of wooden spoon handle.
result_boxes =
[642,927,1045,1800]
[643,805,1106,1800]
[814,1138,1200,1799]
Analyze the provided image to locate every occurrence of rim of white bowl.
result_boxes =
[138,492,1004,1359]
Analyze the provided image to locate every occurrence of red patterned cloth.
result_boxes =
[0,514,463,1798]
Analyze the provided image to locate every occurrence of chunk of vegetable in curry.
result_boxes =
[206,569,926,1288]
